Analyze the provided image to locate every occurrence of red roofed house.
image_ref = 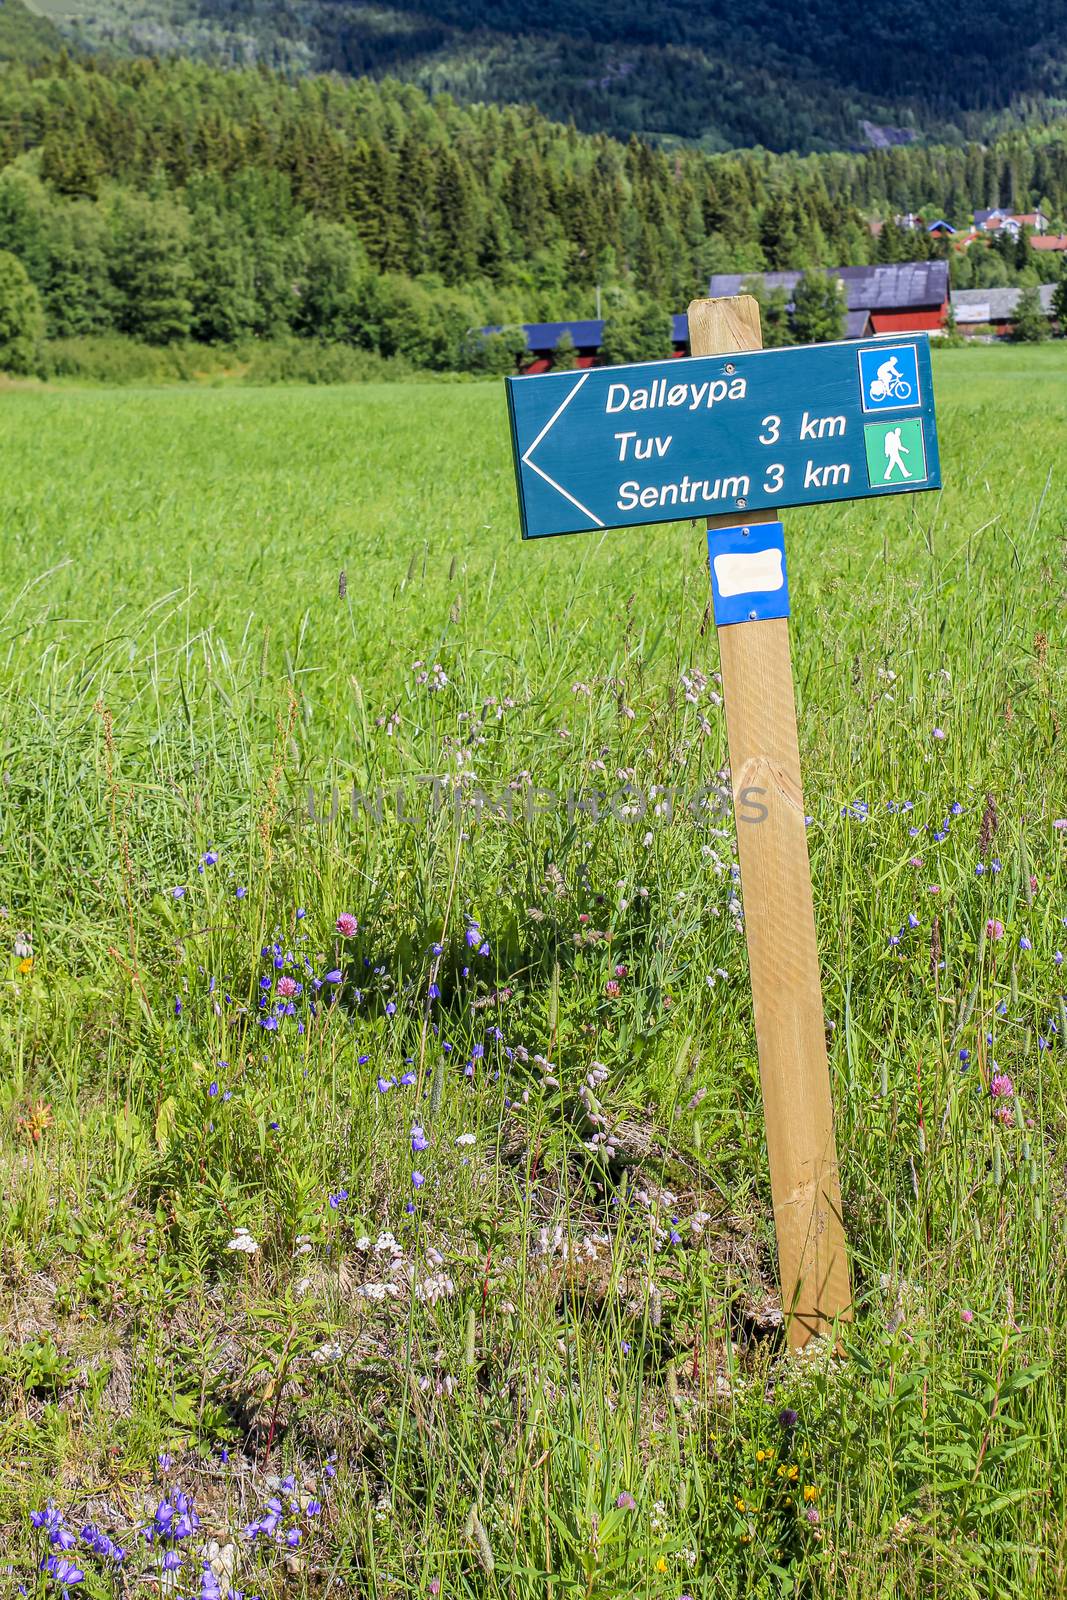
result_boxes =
[974,208,1051,236]
[1030,234,1067,253]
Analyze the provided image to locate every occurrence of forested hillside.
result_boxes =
[0,57,1065,374]
[0,0,63,61]
[24,0,1067,153]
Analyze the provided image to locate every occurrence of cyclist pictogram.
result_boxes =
[869,358,912,402]
[857,343,921,413]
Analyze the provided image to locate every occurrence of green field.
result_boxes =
[1,342,1066,1598]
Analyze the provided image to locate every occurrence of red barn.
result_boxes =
[708,262,950,336]
[482,265,950,375]
[479,316,690,373]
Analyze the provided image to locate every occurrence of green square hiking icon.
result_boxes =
[864,418,928,488]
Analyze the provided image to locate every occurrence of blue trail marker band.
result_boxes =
[708,522,790,627]
[506,335,940,539]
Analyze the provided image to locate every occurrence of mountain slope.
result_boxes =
[0,0,65,60]
[23,0,1067,152]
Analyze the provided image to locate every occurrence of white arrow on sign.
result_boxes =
[521,372,605,529]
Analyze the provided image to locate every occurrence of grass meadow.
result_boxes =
[1,341,1066,1598]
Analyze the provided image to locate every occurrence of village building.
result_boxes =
[950,224,1064,255]
[483,315,691,373]
[974,207,1051,236]
[950,284,1057,337]
[708,261,950,337]
[484,258,1057,373]
[895,214,956,235]
[1014,211,1051,233]
[495,318,607,373]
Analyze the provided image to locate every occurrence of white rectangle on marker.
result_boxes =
[713,547,785,598]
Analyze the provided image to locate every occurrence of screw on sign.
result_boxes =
[505,296,942,1345]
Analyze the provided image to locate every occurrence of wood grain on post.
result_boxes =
[688,294,851,1345]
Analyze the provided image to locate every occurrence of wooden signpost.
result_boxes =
[505,297,942,1344]
[690,296,849,1344]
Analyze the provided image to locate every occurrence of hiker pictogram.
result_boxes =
[863,417,928,489]
[882,425,911,479]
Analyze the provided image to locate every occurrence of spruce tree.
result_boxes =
[435,149,478,284]
[791,270,846,343]
[1011,284,1049,342]
[758,197,800,270]
[40,130,102,199]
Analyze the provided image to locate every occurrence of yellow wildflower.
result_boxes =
[803,1485,818,1502]
[17,956,32,974]
[654,1557,667,1574]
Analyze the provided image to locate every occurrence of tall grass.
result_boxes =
[0,343,1065,1598]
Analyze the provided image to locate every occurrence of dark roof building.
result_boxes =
[707,262,950,337]
[482,315,690,373]
[486,264,950,374]
[951,284,1057,336]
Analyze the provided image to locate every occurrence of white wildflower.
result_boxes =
[414,1271,455,1305]
[311,1340,343,1364]
[355,1281,400,1301]
[227,1229,258,1254]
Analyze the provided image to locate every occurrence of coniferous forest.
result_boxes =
[0,53,1066,376]
[20,0,1067,153]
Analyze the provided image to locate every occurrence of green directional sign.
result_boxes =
[863,417,928,488]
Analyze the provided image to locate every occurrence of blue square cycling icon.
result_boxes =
[857,343,921,413]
